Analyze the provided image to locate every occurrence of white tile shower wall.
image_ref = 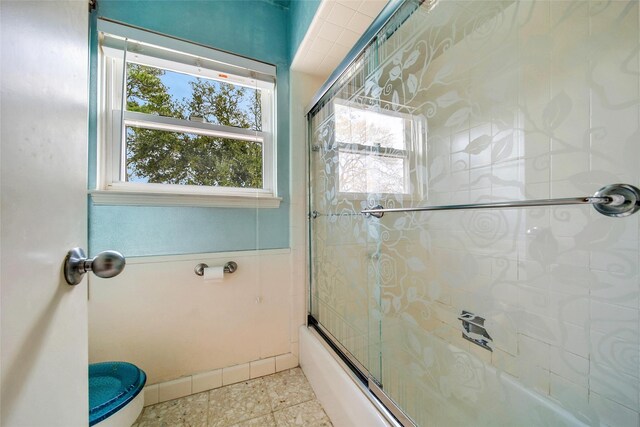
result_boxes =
[409,1,637,422]
[88,249,294,384]
[309,1,640,425]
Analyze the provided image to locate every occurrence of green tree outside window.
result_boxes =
[125,63,263,188]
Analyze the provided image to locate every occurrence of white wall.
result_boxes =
[89,249,293,384]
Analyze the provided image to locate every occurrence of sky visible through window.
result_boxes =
[160,70,193,105]
[159,70,259,114]
[130,65,258,121]
[125,64,263,185]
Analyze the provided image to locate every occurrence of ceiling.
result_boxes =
[292,0,388,77]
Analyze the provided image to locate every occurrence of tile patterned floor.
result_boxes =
[133,368,333,427]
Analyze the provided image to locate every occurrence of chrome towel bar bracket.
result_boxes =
[194,261,238,276]
[361,183,640,219]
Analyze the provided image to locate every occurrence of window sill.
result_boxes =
[90,190,282,208]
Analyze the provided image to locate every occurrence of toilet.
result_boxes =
[89,362,146,427]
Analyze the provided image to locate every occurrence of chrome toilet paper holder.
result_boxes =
[194,261,238,276]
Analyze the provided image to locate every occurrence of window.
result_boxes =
[93,20,279,207]
[333,100,425,198]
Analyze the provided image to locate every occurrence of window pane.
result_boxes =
[126,63,262,131]
[334,103,405,149]
[339,152,405,194]
[125,126,263,188]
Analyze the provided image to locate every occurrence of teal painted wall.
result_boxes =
[89,0,321,257]
[89,0,296,257]
[289,0,321,61]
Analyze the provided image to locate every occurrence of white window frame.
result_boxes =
[332,99,426,201]
[92,20,280,208]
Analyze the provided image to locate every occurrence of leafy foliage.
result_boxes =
[125,63,263,188]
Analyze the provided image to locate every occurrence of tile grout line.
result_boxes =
[239,398,327,427]
[206,386,211,427]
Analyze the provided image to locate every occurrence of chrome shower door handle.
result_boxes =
[64,248,126,285]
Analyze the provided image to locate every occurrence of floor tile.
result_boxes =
[273,400,332,427]
[229,413,277,427]
[133,391,208,427]
[208,378,272,427]
[264,368,316,411]
[135,368,331,427]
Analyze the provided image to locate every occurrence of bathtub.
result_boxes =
[299,325,588,427]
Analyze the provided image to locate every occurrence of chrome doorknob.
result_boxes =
[64,248,126,285]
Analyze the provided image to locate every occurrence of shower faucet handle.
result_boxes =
[64,247,126,285]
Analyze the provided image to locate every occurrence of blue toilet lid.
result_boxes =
[89,361,146,426]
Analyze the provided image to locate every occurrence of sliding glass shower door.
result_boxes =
[308,98,382,379]
[310,1,640,425]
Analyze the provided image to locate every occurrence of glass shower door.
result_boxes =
[366,0,640,426]
[308,95,380,376]
[309,1,640,426]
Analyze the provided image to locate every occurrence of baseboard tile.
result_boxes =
[144,353,299,406]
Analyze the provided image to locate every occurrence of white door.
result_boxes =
[1,1,90,426]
